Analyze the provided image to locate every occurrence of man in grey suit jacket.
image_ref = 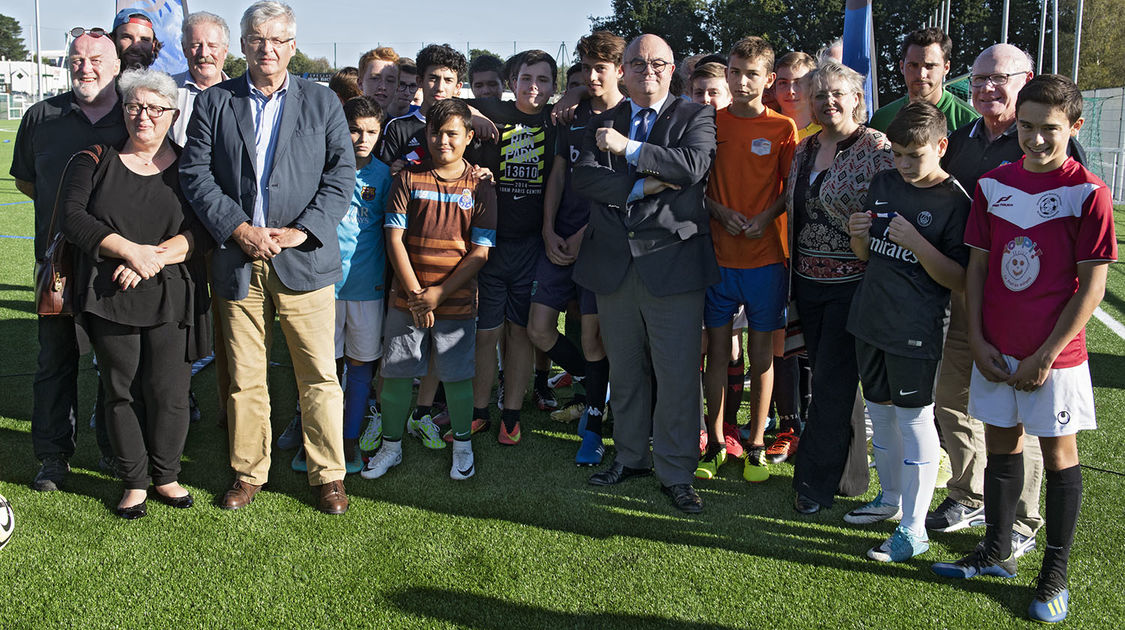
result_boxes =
[180,1,355,514]
[572,34,718,513]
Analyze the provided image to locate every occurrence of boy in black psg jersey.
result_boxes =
[845,102,971,562]
[464,50,559,445]
[526,31,626,465]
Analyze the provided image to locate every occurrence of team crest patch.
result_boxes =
[751,138,772,156]
[917,211,932,227]
[1038,192,1062,218]
[458,188,474,210]
[360,186,376,201]
[1001,236,1042,292]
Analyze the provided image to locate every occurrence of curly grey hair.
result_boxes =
[117,68,178,107]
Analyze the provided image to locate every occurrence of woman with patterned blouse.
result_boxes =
[786,61,894,515]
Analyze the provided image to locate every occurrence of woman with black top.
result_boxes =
[785,61,894,515]
[60,68,210,519]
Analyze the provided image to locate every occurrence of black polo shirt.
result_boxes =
[942,117,1087,194]
[11,91,128,259]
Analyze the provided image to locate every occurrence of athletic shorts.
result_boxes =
[969,355,1096,437]
[704,263,788,331]
[530,249,597,315]
[381,307,476,382]
[855,338,939,408]
[478,235,541,330]
[334,299,385,362]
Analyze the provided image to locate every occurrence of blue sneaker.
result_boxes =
[277,408,303,450]
[344,444,363,475]
[932,547,1017,579]
[867,525,929,562]
[575,430,605,467]
[1029,569,1069,623]
[291,446,308,472]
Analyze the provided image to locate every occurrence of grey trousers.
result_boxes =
[596,263,705,487]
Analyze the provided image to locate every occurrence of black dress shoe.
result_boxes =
[116,500,147,520]
[588,461,653,486]
[661,483,703,514]
[794,493,822,515]
[151,490,194,509]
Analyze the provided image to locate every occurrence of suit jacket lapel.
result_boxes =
[647,96,678,145]
[271,74,302,166]
[231,77,256,161]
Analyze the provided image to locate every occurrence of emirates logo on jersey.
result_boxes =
[1001,236,1042,292]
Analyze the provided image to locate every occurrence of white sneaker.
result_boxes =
[450,441,475,480]
[360,442,402,479]
[844,492,903,525]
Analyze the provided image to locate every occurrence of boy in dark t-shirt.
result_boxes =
[526,31,626,466]
[379,44,472,169]
[465,50,559,445]
[845,103,970,562]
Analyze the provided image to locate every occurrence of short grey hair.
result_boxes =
[974,43,1035,74]
[808,60,868,124]
[240,1,296,40]
[181,11,230,50]
[117,68,179,107]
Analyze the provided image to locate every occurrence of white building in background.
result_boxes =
[1,54,68,98]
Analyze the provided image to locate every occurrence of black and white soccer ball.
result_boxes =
[0,494,13,550]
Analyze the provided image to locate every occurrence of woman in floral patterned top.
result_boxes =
[786,61,894,515]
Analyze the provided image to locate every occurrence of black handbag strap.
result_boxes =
[45,144,108,247]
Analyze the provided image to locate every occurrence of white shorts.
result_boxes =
[969,355,1096,437]
[335,299,385,362]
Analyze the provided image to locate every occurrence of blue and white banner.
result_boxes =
[115,0,189,76]
[842,0,877,119]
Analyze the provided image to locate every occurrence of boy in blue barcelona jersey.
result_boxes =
[332,96,391,472]
[846,102,971,562]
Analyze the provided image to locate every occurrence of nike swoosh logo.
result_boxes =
[570,125,585,131]
[513,195,529,200]
[874,200,889,205]
[898,389,918,396]
[458,463,475,476]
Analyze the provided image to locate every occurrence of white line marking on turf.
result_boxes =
[1093,307,1125,341]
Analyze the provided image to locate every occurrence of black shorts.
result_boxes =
[529,248,598,315]
[855,338,939,408]
[477,235,541,330]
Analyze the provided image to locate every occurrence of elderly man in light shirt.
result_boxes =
[171,11,230,146]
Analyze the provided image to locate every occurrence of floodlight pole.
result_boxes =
[34,0,42,102]
[1037,0,1047,74]
[1072,0,1084,82]
[1001,0,1010,43]
[1051,0,1058,74]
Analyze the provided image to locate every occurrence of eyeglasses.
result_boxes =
[70,27,107,39]
[969,72,1027,88]
[627,58,671,74]
[396,82,418,92]
[124,103,176,118]
[244,35,294,49]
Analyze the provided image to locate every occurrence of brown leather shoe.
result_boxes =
[219,480,262,510]
[316,480,348,515]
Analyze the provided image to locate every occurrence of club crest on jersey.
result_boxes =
[1001,236,1042,292]
[1038,192,1062,218]
[458,188,474,210]
[917,211,932,227]
[751,138,772,156]
[360,186,377,201]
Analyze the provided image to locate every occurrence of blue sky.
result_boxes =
[6,0,613,68]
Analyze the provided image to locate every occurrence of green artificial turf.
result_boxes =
[0,117,1123,628]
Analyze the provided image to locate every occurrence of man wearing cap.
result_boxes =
[111,8,162,70]
[10,28,127,491]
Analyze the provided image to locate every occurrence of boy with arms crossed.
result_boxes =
[699,37,796,482]
[362,99,496,481]
[845,102,970,561]
[931,75,1115,623]
[526,31,625,465]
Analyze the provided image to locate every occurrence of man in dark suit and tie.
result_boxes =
[180,1,355,514]
[572,34,719,513]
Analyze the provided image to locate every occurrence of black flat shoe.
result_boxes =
[116,500,147,520]
[588,461,653,486]
[151,491,194,509]
[794,493,822,515]
[661,483,703,514]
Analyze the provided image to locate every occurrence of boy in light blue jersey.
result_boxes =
[337,96,392,472]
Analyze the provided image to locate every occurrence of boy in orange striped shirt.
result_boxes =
[361,99,497,481]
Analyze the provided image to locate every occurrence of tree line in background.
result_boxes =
[589,0,1125,102]
[2,2,1123,95]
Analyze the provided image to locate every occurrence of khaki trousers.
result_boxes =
[215,260,344,486]
[935,291,1044,536]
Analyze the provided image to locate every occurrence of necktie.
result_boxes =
[634,107,654,142]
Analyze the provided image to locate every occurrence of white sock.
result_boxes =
[867,402,902,507]
[383,439,403,455]
[452,439,473,454]
[898,403,940,537]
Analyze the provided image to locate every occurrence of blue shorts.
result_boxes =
[530,249,598,315]
[704,263,788,331]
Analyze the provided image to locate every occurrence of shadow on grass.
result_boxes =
[389,587,744,630]
[1089,352,1125,389]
